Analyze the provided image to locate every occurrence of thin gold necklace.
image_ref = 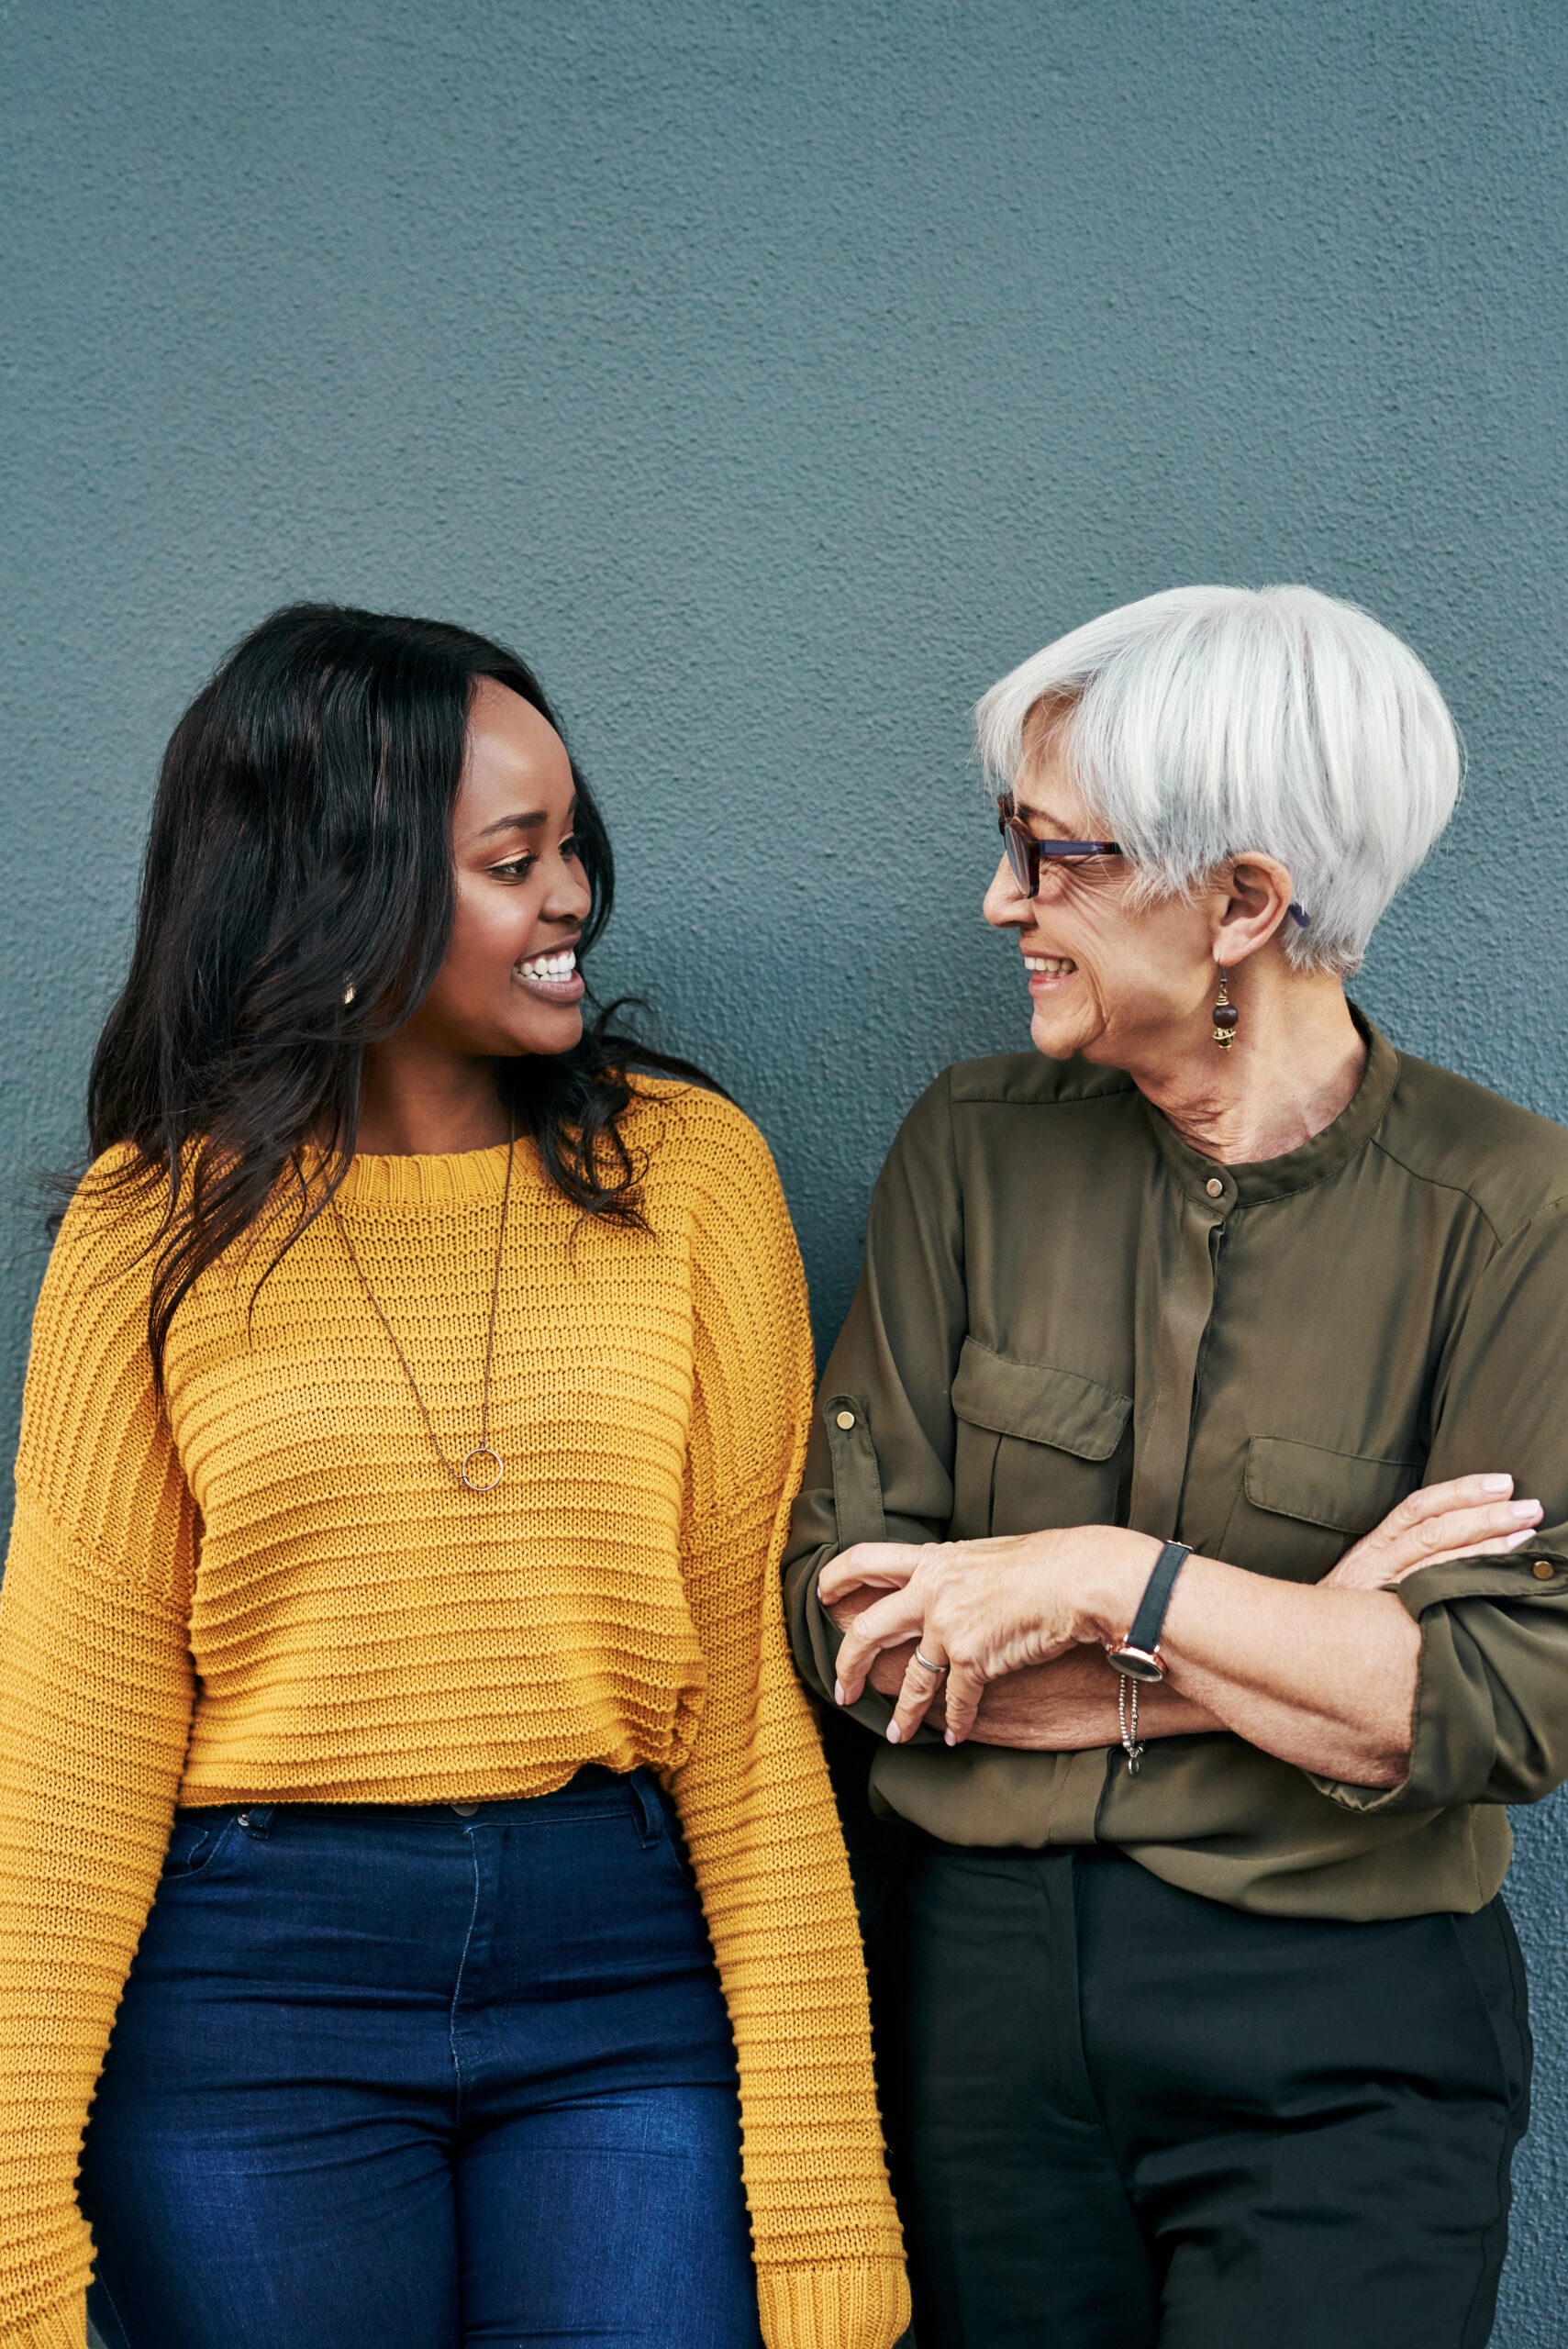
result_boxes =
[331,1118,516,1495]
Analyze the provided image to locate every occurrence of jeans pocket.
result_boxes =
[653,1797,702,1899]
[161,1811,240,1880]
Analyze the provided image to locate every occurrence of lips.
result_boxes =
[514,946,585,1001]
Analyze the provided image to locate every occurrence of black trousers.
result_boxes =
[885,1842,1530,2349]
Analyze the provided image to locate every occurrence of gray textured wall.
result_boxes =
[4,3,1566,2339]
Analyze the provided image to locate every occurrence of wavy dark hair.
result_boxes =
[87,602,718,1384]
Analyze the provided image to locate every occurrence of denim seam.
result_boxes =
[448,1828,483,2127]
[629,1771,662,1846]
[91,2269,134,2349]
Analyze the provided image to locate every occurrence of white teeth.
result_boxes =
[1025,956,1077,974]
[520,950,577,980]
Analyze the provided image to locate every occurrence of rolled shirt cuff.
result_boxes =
[1308,1547,1568,1815]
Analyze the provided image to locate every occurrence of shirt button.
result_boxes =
[451,1802,479,1816]
[1206,1177,1225,1199]
[836,1409,856,1430]
[1532,1562,1555,1581]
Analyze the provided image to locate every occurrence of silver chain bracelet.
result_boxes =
[1118,1673,1145,1775]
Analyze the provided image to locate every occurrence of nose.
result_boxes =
[544,856,593,925]
[984,850,1029,930]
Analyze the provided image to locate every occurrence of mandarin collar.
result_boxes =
[1141,1008,1400,1212]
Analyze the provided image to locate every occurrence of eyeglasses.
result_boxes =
[996,795,1121,898]
[995,794,1312,927]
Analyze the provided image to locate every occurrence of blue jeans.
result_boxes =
[81,1769,764,2349]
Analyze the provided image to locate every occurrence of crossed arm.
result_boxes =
[824,1476,1544,1788]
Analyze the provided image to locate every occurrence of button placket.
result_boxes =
[1128,1171,1227,1542]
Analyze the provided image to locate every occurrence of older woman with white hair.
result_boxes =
[784,584,1568,2349]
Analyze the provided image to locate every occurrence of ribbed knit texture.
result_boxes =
[0,1082,907,2349]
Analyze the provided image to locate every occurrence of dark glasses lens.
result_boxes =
[1002,820,1035,896]
[997,797,1121,897]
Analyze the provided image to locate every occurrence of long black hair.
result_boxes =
[87,603,717,1383]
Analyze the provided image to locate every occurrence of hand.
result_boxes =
[819,1575,931,1708]
[829,1526,1151,1749]
[1325,1474,1543,1591]
[821,1580,1222,1748]
[818,1542,924,1608]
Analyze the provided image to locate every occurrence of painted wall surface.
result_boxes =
[4,3,1566,2337]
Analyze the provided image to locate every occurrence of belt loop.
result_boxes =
[629,1772,662,1848]
[237,1805,274,1838]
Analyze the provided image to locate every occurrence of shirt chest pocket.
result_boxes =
[1220,1434,1422,1583]
[950,1338,1133,1539]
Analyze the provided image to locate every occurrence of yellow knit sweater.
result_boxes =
[0,1082,908,2349]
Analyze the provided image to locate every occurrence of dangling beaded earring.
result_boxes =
[1212,966,1239,1050]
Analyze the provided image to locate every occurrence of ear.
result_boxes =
[1209,853,1295,970]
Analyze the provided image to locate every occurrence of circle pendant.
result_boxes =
[461,1446,505,1493]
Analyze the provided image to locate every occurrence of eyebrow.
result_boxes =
[1009,796,1079,835]
[474,800,577,841]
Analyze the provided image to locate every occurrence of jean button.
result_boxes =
[450,1802,479,1817]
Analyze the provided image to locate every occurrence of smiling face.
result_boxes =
[982,715,1226,1069]
[399,676,593,1063]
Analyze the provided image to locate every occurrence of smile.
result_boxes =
[1024,955,1077,976]
[515,948,585,999]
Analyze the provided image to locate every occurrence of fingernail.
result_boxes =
[886,1721,902,1744]
[833,1681,844,1707]
[1482,1475,1513,1495]
[944,1731,957,1747]
[1510,1500,1541,1520]
[1504,1528,1536,1550]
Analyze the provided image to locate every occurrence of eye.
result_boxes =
[560,833,579,861]
[487,852,539,883]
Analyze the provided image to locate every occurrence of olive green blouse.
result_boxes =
[784,1019,1568,1920]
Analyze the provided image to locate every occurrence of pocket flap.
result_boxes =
[951,1338,1131,1463]
[1244,1435,1419,1535]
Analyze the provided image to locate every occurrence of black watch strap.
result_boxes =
[1124,1540,1192,1657]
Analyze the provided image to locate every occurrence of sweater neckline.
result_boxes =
[333,1136,538,1208]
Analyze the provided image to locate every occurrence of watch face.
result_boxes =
[1107,1644,1165,1685]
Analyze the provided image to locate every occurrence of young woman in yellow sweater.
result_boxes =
[0,607,908,2349]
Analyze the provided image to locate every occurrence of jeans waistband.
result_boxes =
[175,1765,668,1841]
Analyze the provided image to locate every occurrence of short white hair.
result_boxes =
[973,584,1462,974]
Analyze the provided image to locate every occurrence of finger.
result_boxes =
[1382,1475,1514,1543]
[941,1661,986,1747]
[818,1542,922,1606]
[833,1587,925,1705]
[886,1642,948,1745]
[1384,1498,1541,1575]
[1380,1516,1543,1581]
[1394,1531,1543,1573]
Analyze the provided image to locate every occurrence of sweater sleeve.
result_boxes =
[667,1103,909,2349]
[782,1071,968,1739]
[0,1180,198,2349]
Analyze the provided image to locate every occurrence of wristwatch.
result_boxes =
[1103,1541,1192,1683]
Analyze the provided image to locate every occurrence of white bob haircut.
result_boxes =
[973,584,1462,975]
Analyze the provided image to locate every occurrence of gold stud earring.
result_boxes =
[342,983,357,1007]
[1212,966,1239,1050]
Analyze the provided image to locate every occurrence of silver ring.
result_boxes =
[914,1650,946,1675]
